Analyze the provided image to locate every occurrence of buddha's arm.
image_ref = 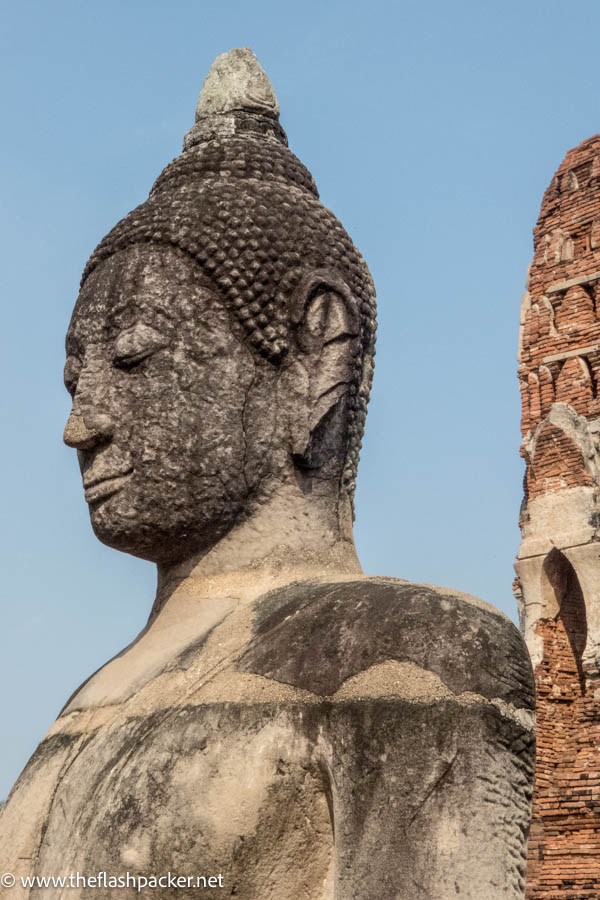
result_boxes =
[240,578,535,899]
[328,693,534,900]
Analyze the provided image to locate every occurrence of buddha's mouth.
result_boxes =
[84,468,133,505]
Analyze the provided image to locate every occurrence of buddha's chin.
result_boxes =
[86,490,238,565]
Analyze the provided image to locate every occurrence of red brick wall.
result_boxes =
[520,135,600,454]
[525,423,592,501]
[526,613,600,899]
[522,135,600,897]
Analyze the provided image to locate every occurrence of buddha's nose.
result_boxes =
[63,412,114,450]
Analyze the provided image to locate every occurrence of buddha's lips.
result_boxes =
[84,468,133,504]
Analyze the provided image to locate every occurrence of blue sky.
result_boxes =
[2,0,600,798]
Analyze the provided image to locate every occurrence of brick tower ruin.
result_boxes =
[517,136,600,897]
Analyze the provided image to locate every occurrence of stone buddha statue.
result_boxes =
[0,49,535,899]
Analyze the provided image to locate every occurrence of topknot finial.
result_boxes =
[195,48,279,120]
[184,48,286,150]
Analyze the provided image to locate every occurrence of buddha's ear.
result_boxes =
[286,269,361,468]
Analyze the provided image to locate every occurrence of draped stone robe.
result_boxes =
[0,576,535,900]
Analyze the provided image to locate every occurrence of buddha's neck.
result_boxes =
[60,485,362,715]
[151,479,361,622]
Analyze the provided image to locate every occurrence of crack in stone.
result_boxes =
[407,751,459,826]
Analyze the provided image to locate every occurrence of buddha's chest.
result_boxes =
[3,702,334,899]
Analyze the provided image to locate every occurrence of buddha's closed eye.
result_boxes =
[113,323,168,370]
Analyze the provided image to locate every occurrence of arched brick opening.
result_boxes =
[542,548,587,692]
[526,549,596,897]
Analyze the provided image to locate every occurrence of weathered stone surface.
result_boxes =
[1,577,534,900]
[240,580,534,705]
[0,49,534,899]
[516,135,600,897]
[195,47,279,118]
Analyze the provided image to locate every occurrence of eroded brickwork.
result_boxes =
[527,625,600,899]
[519,136,600,503]
[518,135,600,898]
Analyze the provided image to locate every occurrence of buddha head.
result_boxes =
[63,49,377,566]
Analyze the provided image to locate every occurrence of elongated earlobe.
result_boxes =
[288,270,360,468]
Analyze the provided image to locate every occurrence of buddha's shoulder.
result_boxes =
[240,576,534,707]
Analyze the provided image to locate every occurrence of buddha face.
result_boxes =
[63,244,275,564]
